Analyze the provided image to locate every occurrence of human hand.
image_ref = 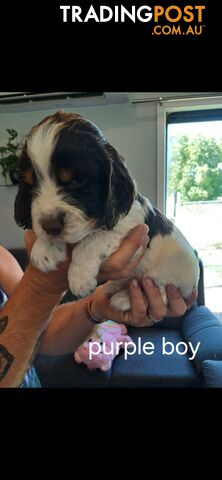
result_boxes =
[137,279,198,326]
[98,224,149,282]
[24,230,72,295]
[88,278,198,327]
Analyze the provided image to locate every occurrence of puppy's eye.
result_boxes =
[57,168,75,184]
[21,168,35,186]
[57,168,86,186]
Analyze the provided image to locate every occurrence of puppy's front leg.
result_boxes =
[68,238,102,297]
[31,237,67,272]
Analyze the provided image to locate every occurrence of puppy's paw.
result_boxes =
[110,289,131,311]
[68,265,97,297]
[31,239,67,272]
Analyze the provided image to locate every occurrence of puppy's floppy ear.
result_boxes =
[104,144,135,229]
[14,146,33,229]
[14,183,33,229]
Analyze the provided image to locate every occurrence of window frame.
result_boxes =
[157,96,222,213]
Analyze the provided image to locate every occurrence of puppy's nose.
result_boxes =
[40,213,65,236]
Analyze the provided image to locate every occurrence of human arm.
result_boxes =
[0,231,71,388]
[0,246,23,297]
[0,225,148,385]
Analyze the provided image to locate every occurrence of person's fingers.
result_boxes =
[98,238,149,281]
[142,278,167,321]
[101,224,149,272]
[184,288,198,310]
[98,224,149,281]
[165,285,187,317]
[90,284,127,324]
[128,279,149,326]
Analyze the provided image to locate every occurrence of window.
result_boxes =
[164,108,222,319]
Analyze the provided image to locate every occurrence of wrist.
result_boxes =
[24,264,66,297]
[84,295,105,325]
[12,268,63,328]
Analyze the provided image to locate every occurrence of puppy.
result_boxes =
[14,111,199,316]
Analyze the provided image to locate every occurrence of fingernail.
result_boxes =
[131,278,139,288]
[143,278,154,288]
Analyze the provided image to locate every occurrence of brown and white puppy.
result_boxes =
[14,111,199,316]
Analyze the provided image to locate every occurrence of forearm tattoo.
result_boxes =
[0,316,8,334]
[0,345,14,381]
[0,316,14,381]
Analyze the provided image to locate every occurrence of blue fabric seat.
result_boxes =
[181,305,222,375]
[202,360,222,388]
[109,327,200,388]
[34,305,222,388]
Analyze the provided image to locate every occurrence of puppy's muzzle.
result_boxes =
[40,212,65,236]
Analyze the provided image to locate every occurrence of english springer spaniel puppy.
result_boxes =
[14,111,199,316]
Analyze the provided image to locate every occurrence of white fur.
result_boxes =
[67,199,149,296]
[31,237,67,272]
[31,187,96,245]
[27,120,62,178]
[28,123,96,255]
[28,123,199,314]
[66,199,200,311]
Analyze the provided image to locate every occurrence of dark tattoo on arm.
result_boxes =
[0,315,42,385]
[0,345,14,381]
[0,316,8,334]
[0,316,14,381]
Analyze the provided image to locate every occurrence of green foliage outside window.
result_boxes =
[169,134,222,202]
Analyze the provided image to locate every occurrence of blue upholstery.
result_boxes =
[110,327,200,388]
[34,307,222,388]
[35,352,112,388]
[202,360,222,388]
[181,306,222,374]
[36,308,221,388]
[35,327,201,388]
[35,304,222,388]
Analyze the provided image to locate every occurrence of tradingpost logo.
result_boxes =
[59,4,207,36]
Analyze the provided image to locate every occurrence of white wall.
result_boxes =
[0,100,157,248]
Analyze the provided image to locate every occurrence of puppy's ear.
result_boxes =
[14,183,33,229]
[104,144,135,229]
[14,147,33,229]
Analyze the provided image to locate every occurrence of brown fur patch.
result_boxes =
[22,168,34,185]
